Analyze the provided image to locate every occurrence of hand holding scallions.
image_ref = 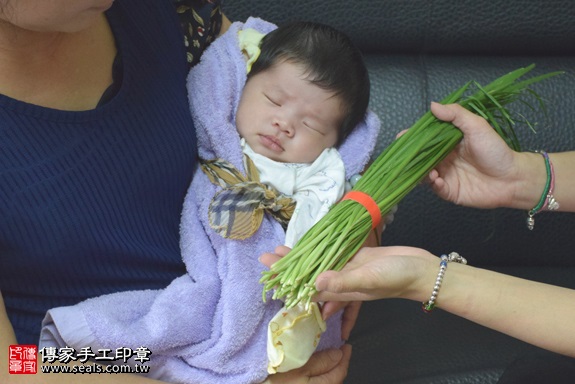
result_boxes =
[260,64,562,310]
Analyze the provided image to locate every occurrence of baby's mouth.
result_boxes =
[259,135,284,152]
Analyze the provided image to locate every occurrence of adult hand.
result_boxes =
[314,246,437,303]
[263,345,352,384]
[260,246,361,340]
[428,102,518,209]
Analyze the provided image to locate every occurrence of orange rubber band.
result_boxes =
[341,191,381,230]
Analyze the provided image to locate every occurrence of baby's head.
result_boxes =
[236,21,370,163]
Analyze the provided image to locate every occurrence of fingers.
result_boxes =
[315,269,363,294]
[340,301,361,341]
[314,270,376,302]
[314,249,375,297]
[259,246,292,268]
[308,345,352,384]
[430,101,456,122]
[305,348,343,376]
[430,102,490,136]
[259,252,280,268]
[314,290,371,303]
[320,301,346,321]
[319,300,361,340]
[427,168,439,183]
[274,245,291,256]
[428,172,449,197]
[262,345,350,384]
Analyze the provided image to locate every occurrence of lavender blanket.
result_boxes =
[40,17,380,384]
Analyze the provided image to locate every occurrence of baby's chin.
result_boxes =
[264,149,320,164]
[256,149,290,163]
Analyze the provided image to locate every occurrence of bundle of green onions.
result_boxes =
[260,64,561,309]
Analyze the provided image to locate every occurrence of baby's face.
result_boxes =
[236,61,343,163]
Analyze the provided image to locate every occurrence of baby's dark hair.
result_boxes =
[248,21,370,147]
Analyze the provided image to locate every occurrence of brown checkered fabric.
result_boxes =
[200,156,296,240]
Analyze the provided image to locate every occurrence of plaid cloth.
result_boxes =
[200,155,296,240]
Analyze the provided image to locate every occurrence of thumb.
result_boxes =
[430,101,455,122]
[430,102,483,136]
[315,269,363,294]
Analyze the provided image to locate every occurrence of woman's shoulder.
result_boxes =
[173,0,224,66]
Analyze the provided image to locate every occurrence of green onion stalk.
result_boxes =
[260,64,562,309]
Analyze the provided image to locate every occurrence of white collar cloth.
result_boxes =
[241,139,346,248]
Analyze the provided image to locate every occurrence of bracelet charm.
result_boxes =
[422,252,467,313]
[527,151,559,230]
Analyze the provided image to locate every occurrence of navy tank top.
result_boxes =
[0,0,213,343]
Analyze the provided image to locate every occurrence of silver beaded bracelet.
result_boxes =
[422,252,467,313]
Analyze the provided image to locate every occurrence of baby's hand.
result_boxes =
[259,245,290,268]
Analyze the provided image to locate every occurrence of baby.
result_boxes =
[217,20,372,373]
[41,17,380,384]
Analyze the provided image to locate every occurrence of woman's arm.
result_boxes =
[439,258,575,357]
[313,246,575,358]
[539,151,575,211]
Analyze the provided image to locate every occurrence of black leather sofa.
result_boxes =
[223,1,575,383]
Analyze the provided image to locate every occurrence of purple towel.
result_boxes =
[40,17,380,384]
